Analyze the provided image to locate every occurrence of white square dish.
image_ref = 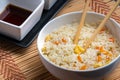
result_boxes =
[44,0,57,9]
[0,0,44,41]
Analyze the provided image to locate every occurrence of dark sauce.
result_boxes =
[0,4,32,26]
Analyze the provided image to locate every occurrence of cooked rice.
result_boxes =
[41,22,120,70]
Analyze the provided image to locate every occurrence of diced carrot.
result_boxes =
[96,46,105,53]
[96,46,110,55]
[80,65,87,70]
[109,37,114,42]
[106,57,110,60]
[95,46,103,51]
[99,28,105,34]
[99,46,105,52]
[96,55,102,62]
[95,46,100,50]
[107,53,113,57]
[53,41,60,45]
[102,51,109,55]
[77,55,83,63]
[62,38,67,43]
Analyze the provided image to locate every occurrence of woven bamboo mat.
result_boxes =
[0,0,120,80]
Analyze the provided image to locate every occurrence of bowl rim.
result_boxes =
[37,11,120,72]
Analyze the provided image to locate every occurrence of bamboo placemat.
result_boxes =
[0,0,120,80]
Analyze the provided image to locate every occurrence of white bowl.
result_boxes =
[37,11,120,80]
[0,0,44,40]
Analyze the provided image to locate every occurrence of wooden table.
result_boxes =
[0,0,120,80]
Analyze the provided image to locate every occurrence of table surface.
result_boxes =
[0,0,120,80]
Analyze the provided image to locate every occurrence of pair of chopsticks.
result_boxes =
[74,0,120,50]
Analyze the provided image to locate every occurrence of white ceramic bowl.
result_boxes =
[0,0,44,40]
[37,11,120,80]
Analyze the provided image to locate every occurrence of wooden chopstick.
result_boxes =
[73,0,90,44]
[84,0,120,50]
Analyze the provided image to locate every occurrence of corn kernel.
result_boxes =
[74,47,80,54]
[42,47,47,53]
[45,35,52,42]
[94,63,102,68]
[106,60,111,64]
[74,45,85,54]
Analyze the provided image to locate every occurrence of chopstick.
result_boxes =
[74,0,90,44]
[84,0,120,50]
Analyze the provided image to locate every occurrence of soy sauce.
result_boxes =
[0,4,32,26]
